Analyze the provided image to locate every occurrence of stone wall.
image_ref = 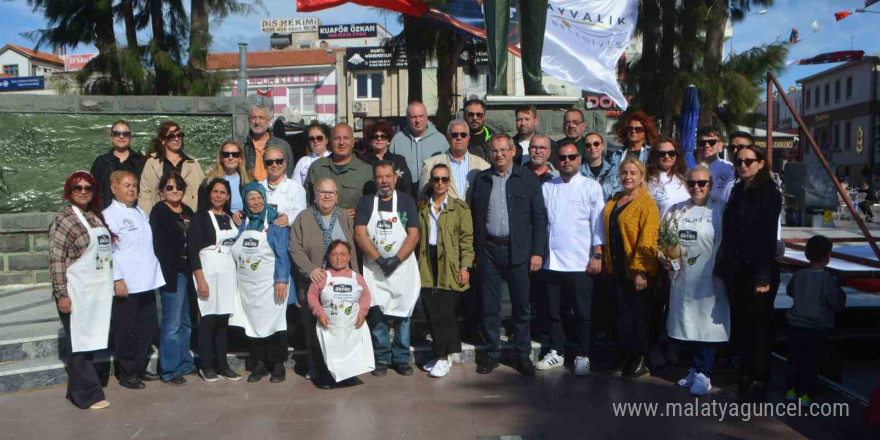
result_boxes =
[0,213,56,286]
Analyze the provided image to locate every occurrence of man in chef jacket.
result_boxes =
[354,160,421,377]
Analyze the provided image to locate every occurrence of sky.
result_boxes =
[1,0,878,92]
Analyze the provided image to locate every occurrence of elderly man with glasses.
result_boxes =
[523,134,559,184]
[244,104,295,182]
[418,119,491,200]
[557,109,589,158]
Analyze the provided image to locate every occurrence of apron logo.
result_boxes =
[97,234,110,245]
[243,238,259,248]
[122,219,138,232]
[333,284,353,293]
[376,220,393,230]
[678,230,697,241]
[221,238,236,246]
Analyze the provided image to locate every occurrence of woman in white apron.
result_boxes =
[188,178,242,382]
[353,165,421,377]
[49,171,115,409]
[230,182,291,383]
[306,240,373,388]
[660,164,730,396]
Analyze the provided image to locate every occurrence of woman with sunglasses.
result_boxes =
[149,171,195,385]
[91,120,146,209]
[416,164,473,378]
[199,141,253,213]
[292,123,332,187]
[646,138,690,220]
[49,171,114,409]
[661,164,730,396]
[612,110,658,164]
[360,119,413,193]
[139,121,205,215]
[102,170,164,390]
[715,145,782,399]
[602,158,659,379]
[188,178,242,382]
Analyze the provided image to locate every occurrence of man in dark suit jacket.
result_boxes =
[469,133,547,376]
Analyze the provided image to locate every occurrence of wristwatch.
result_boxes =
[591,253,604,260]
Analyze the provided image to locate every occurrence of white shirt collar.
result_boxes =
[310,150,331,159]
[111,199,135,209]
[430,194,448,215]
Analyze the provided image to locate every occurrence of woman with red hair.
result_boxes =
[48,171,115,409]
[360,119,413,194]
[613,110,659,164]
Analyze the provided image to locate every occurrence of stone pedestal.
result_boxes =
[477,95,605,139]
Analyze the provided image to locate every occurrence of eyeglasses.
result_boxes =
[164,185,180,192]
[489,148,510,155]
[586,141,603,149]
[111,130,132,138]
[263,158,284,166]
[431,176,450,183]
[686,180,710,188]
[697,139,718,147]
[564,120,584,126]
[735,158,759,167]
[317,190,337,198]
[625,126,645,133]
[220,151,241,159]
[466,111,484,118]
[308,135,325,142]
[529,144,549,151]
[71,185,94,193]
[450,132,468,139]
[732,143,753,151]
[559,154,581,162]
[371,133,389,141]
[658,150,678,158]
[165,132,184,140]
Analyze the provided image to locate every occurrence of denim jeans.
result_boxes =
[159,272,195,380]
[367,306,411,365]
[691,342,718,377]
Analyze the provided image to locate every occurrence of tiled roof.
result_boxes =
[207,49,338,70]
[2,43,64,65]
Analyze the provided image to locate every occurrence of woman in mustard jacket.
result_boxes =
[603,157,659,380]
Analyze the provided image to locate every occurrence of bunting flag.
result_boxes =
[256,88,273,98]
[810,20,823,32]
[295,0,428,17]
[835,11,853,21]
[788,50,865,66]
[788,28,800,44]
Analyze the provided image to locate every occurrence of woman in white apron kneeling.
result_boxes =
[49,171,115,409]
[188,178,242,382]
[306,240,373,389]
[660,164,730,396]
[230,182,291,383]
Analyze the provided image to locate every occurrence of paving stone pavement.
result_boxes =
[0,359,875,440]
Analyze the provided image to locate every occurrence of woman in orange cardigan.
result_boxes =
[603,158,659,379]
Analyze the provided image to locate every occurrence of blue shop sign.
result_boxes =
[0,76,45,91]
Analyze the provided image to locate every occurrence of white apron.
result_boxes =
[263,178,298,305]
[66,206,114,353]
[362,192,420,318]
[316,270,374,382]
[666,199,731,342]
[195,213,238,316]
[229,219,287,337]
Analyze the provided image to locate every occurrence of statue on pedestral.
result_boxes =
[485,0,549,96]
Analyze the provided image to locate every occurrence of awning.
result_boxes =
[734,125,798,149]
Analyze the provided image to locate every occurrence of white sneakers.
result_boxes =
[574,356,591,376]
[429,359,451,378]
[677,368,697,388]
[422,358,438,372]
[535,350,564,370]
[690,373,711,396]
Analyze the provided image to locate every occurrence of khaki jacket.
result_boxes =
[418,152,490,201]
[138,153,205,215]
[417,196,474,291]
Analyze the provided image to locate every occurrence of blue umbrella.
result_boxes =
[679,85,700,169]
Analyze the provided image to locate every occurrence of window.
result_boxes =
[846,76,853,100]
[814,86,820,107]
[835,80,841,103]
[2,64,18,77]
[806,89,811,109]
[833,123,840,151]
[844,122,852,151]
[824,83,830,105]
[356,73,382,99]
[288,86,316,115]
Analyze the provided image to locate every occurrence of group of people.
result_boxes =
[48,100,840,411]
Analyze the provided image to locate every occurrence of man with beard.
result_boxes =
[523,134,559,184]
[557,109,588,158]
[464,99,494,160]
[244,104,295,181]
[513,105,555,166]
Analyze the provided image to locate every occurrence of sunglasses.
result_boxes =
[165,132,184,140]
[625,126,645,133]
[564,120,584,126]
[732,143,753,151]
[263,158,284,166]
[586,141,603,148]
[220,151,241,159]
[658,150,678,158]
[450,132,468,139]
[735,158,759,167]
[559,154,581,162]
[164,185,180,192]
[308,135,325,142]
[686,180,710,188]
[371,133,389,141]
[111,130,132,138]
[466,111,484,118]
[71,185,94,193]
[431,176,450,183]
[697,139,718,147]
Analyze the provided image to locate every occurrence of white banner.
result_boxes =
[541,0,639,110]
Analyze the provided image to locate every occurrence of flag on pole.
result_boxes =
[295,0,427,17]
[788,28,800,44]
[256,88,273,98]
[834,11,853,21]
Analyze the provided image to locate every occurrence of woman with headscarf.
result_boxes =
[230,182,291,384]
[48,171,115,409]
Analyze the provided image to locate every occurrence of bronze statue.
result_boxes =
[485,0,549,95]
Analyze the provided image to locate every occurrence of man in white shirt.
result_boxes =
[696,127,735,202]
[418,119,490,200]
[535,141,604,376]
